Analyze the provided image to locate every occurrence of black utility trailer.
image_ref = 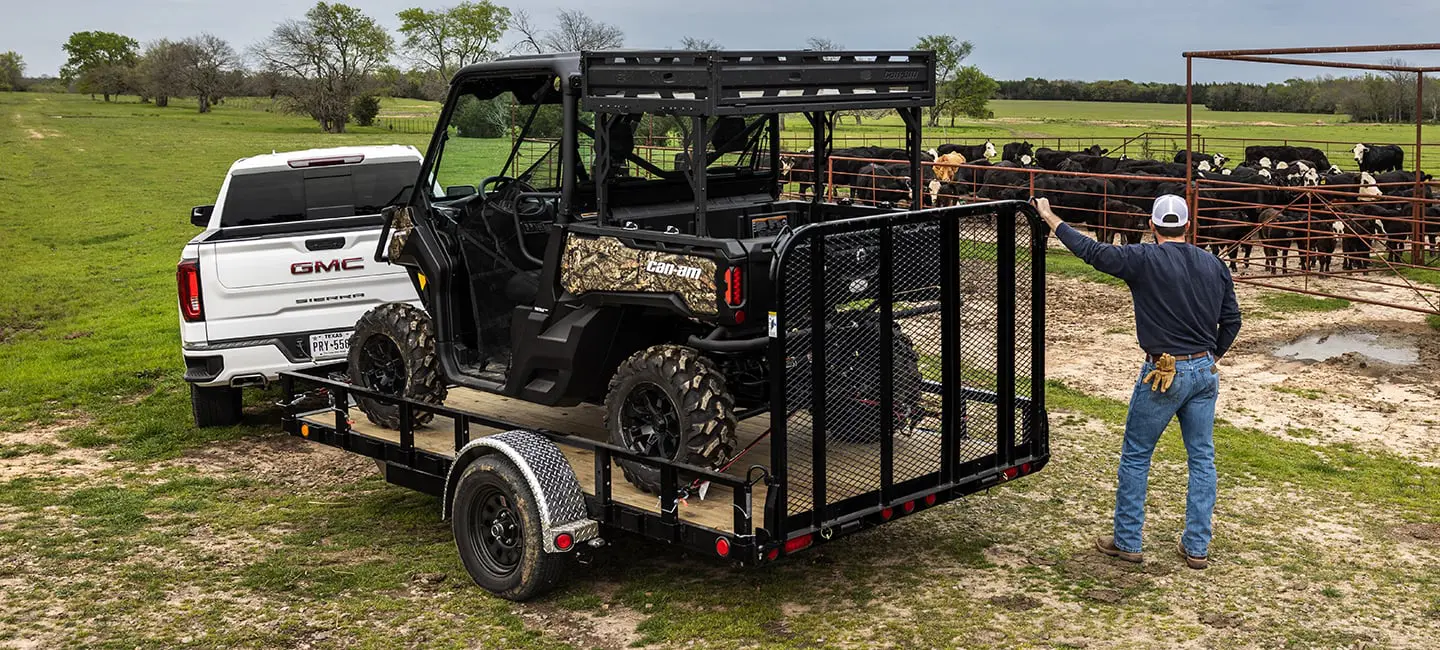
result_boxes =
[281,50,1050,601]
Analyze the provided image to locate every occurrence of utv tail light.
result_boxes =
[715,537,731,557]
[177,259,203,322]
[724,267,744,307]
[783,533,813,554]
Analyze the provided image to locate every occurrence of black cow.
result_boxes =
[978,161,1032,201]
[779,154,817,197]
[1258,209,1318,272]
[1001,141,1035,166]
[851,163,911,206]
[1352,143,1404,173]
[1035,146,1110,171]
[1099,199,1148,245]
[1244,145,1331,170]
[936,140,996,161]
[1175,150,1229,169]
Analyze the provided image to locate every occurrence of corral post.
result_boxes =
[1414,71,1426,266]
[1185,56,1197,245]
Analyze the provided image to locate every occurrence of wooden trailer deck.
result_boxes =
[298,388,955,534]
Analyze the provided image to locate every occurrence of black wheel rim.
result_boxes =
[618,382,682,460]
[359,335,405,396]
[468,486,522,577]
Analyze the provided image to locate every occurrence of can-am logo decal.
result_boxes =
[645,260,703,280]
[292,258,364,274]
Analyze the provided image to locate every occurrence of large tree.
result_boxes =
[254,2,393,133]
[180,34,238,113]
[397,1,510,79]
[915,34,975,126]
[136,40,189,107]
[61,31,139,101]
[0,51,24,91]
[939,65,998,125]
[678,37,721,51]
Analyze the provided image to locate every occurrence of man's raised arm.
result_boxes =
[1034,198,1137,281]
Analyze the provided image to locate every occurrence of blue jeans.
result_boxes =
[1112,354,1219,558]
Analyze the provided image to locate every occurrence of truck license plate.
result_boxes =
[309,331,351,360]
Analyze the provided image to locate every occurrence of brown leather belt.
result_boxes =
[1145,351,1211,363]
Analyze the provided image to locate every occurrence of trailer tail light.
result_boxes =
[1021,463,1032,475]
[554,533,573,551]
[766,548,780,561]
[903,500,915,514]
[881,507,893,521]
[724,267,743,307]
[1003,467,1019,480]
[783,533,813,554]
[715,537,731,557]
[924,494,937,506]
[177,259,203,322]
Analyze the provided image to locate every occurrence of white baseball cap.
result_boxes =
[1151,194,1189,227]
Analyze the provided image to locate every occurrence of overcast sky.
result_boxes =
[9,0,1440,83]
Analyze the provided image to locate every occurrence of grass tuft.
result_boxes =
[1257,293,1350,313]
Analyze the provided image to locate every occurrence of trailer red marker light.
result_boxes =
[903,500,915,514]
[783,534,813,554]
[1004,467,1019,479]
[924,494,936,506]
[881,507,893,520]
[766,548,779,561]
[715,537,731,557]
[554,533,573,551]
[1021,463,1032,474]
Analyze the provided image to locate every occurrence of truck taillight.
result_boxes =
[724,267,743,307]
[177,259,203,322]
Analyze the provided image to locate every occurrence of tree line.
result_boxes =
[2,2,999,135]
[996,70,1440,123]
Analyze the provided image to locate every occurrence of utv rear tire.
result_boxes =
[190,385,242,428]
[604,345,738,494]
[452,455,569,601]
[348,303,447,430]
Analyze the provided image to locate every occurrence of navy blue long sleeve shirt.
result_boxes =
[1055,223,1242,358]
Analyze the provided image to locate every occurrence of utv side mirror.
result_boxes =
[191,205,214,227]
[446,185,477,198]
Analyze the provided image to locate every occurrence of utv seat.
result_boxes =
[504,270,542,304]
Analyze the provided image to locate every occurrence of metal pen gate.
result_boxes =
[766,200,1050,537]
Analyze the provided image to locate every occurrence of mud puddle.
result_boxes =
[1273,331,1419,366]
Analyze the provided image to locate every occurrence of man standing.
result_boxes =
[1035,195,1241,569]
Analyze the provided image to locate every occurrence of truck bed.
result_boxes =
[297,387,952,534]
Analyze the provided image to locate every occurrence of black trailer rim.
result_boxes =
[469,486,522,577]
[358,335,405,395]
[618,382,681,460]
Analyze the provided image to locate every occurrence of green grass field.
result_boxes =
[3,92,1440,648]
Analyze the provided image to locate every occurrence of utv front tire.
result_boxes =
[452,456,569,601]
[190,384,242,428]
[604,345,738,494]
[348,303,447,430]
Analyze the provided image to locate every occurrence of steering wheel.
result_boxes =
[476,176,548,266]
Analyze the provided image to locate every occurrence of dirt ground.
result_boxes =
[1,277,1438,649]
[1047,274,1440,465]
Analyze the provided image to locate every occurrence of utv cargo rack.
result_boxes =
[580,50,937,116]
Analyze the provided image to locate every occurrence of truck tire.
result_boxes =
[792,327,923,444]
[190,384,243,428]
[452,455,569,601]
[604,345,738,494]
[348,303,447,430]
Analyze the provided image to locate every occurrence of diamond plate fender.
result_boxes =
[442,430,599,553]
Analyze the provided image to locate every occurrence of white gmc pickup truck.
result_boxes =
[178,145,423,427]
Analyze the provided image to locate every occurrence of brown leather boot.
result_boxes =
[1095,537,1142,563]
[1177,539,1208,570]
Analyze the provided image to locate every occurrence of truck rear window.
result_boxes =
[220,162,417,228]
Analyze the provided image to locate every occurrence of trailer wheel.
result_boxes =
[604,345,737,494]
[190,384,242,428]
[347,303,447,430]
[796,327,922,444]
[452,455,568,601]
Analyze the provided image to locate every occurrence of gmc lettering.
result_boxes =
[292,257,365,274]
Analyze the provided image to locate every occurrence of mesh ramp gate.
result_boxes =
[767,200,1048,536]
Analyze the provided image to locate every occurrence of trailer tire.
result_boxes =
[452,455,569,601]
[190,384,242,428]
[604,345,737,494]
[348,302,447,430]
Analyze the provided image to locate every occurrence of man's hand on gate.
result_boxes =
[1034,197,1064,233]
